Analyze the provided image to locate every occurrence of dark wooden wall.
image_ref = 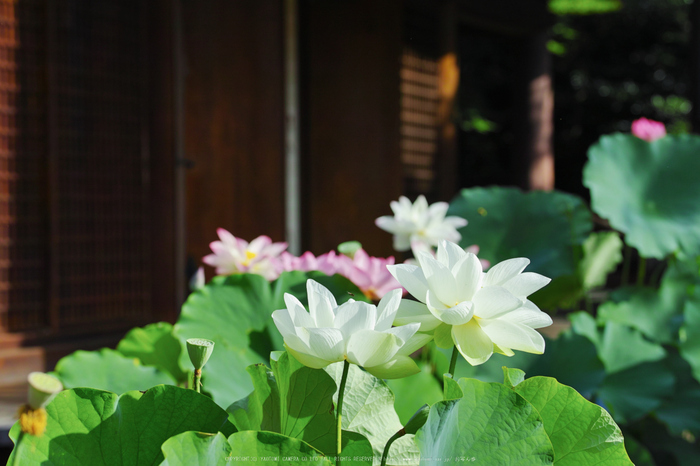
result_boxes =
[301,0,403,257]
[182,0,286,267]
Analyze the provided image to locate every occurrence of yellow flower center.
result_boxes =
[242,250,257,266]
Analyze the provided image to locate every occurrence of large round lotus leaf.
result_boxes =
[8,385,234,465]
[117,322,187,383]
[227,351,337,456]
[584,133,700,259]
[160,431,341,466]
[513,376,633,465]
[448,187,592,279]
[55,348,175,394]
[414,378,554,465]
[326,362,420,466]
[174,274,272,407]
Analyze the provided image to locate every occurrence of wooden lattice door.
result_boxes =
[0,0,174,343]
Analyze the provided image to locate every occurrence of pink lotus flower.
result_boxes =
[279,251,319,272]
[202,229,287,280]
[280,250,346,276]
[281,248,404,300]
[343,249,404,301]
[631,117,666,142]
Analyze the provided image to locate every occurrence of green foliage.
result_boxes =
[54,348,174,394]
[160,431,336,466]
[584,134,700,259]
[9,385,234,465]
[229,431,342,465]
[117,322,187,383]
[597,322,667,374]
[552,0,692,198]
[549,0,622,15]
[173,271,367,408]
[532,231,623,311]
[680,296,700,384]
[513,376,632,465]
[598,360,676,423]
[415,378,555,465]
[385,365,443,425]
[227,351,338,456]
[527,331,606,399]
[161,432,232,466]
[326,362,420,466]
[448,187,592,279]
[502,367,526,388]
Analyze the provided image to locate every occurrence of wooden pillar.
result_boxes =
[301,0,402,256]
[182,0,286,270]
[437,0,460,201]
[513,30,555,191]
[149,0,182,322]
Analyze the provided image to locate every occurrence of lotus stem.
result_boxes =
[380,429,405,466]
[448,346,458,378]
[621,245,631,286]
[637,257,647,287]
[336,360,350,466]
[193,369,202,394]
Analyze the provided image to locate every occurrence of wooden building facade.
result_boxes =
[0,0,552,372]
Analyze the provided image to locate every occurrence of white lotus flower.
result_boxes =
[375,195,468,252]
[272,279,431,378]
[388,240,552,365]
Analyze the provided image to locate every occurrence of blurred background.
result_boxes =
[0,0,696,452]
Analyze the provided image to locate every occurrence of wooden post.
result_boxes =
[513,30,555,191]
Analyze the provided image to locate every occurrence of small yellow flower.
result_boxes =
[17,404,47,436]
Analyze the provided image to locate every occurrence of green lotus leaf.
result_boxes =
[597,276,688,345]
[415,378,554,465]
[527,331,606,399]
[448,186,592,279]
[326,362,420,466]
[227,351,336,455]
[443,374,463,400]
[174,274,273,407]
[597,322,667,374]
[568,311,600,346]
[531,231,623,311]
[655,351,700,437]
[579,231,624,289]
[8,385,234,465]
[502,367,526,388]
[54,348,175,394]
[584,133,700,258]
[598,359,676,423]
[680,296,700,384]
[117,322,188,383]
[596,254,698,344]
[513,375,633,465]
[386,364,443,424]
[160,431,346,466]
[161,432,232,466]
[228,431,338,465]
